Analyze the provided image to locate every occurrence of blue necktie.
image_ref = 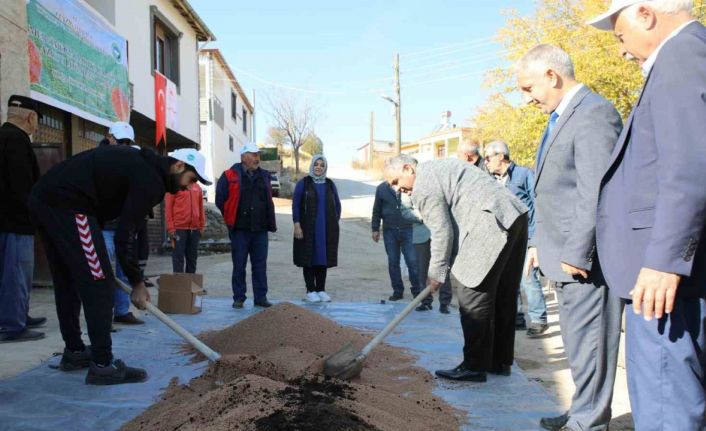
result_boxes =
[536,111,559,168]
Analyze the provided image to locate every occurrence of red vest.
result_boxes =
[223,168,241,227]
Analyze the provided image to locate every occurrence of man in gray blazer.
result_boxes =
[385,155,528,382]
[517,44,624,431]
[589,1,706,429]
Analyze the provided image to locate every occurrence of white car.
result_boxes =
[270,173,280,197]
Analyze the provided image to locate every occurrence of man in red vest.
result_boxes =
[216,143,277,309]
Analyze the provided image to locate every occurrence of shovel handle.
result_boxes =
[116,279,221,362]
[360,284,435,358]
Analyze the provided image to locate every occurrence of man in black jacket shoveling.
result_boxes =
[29,145,212,385]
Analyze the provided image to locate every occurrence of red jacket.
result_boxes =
[165,183,205,233]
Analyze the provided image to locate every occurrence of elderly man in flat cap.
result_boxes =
[0,95,46,343]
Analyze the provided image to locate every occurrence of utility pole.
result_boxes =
[369,111,375,169]
[393,53,401,155]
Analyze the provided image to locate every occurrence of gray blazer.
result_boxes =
[412,158,528,288]
[532,85,622,282]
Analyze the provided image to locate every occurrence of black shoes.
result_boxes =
[26,315,47,329]
[232,300,244,309]
[388,293,403,301]
[540,413,570,431]
[254,299,273,308]
[527,323,549,338]
[114,312,145,325]
[415,303,432,312]
[435,363,487,382]
[59,346,92,371]
[515,317,527,330]
[439,304,450,314]
[85,359,148,385]
[0,329,45,343]
[488,364,512,376]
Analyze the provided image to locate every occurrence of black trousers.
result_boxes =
[455,213,528,371]
[303,266,327,292]
[172,229,201,273]
[136,219,149,277]
[29,197,114,365]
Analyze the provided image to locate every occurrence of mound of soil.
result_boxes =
[122,303,461,431]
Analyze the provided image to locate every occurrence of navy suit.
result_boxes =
[596,21,706,430]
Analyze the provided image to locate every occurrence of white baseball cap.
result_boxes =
[108,122,134,141]
[587,0,647,31]
[169,148,213,185]
[240,142,260,155]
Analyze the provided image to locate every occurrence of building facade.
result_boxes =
[199,49,254,201]
[402,111,474,162]
[1,0,215,253]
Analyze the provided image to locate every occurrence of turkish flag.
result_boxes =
[155,71,167,146]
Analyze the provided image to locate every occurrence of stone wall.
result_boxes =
[0,1,29,123]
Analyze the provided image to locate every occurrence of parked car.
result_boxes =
[270,173,280,197]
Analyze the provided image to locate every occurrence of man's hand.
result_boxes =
[293,223,304,240]
[130,281,151,310]
[372,231,380,243]
[428,278,442,292]
[525,247,540,276]
[630,267,681,321]
[561,262,589,279]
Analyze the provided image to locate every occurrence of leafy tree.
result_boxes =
[471,0,706,167]
[302,134,324,156]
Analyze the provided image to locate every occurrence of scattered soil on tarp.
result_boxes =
[121,302,461,431]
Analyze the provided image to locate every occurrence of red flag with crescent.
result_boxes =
[155,71,167,146]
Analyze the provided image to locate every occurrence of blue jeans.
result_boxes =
[0,233,34,334]
[102,230,131,317]
[229,230,269,303]
[517,252,547,324]
[382,228,420,296]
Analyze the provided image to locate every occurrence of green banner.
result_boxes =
[27,0,130,126]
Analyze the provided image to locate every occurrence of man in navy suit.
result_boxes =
[589,1,706,429]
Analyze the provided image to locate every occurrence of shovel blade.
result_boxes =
[323,342,364,380]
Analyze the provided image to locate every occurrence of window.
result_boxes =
[231,91,237,120]
[242,108,247,134]
[229,136,234,152]
[151,7,181,88]
[155,37,166,74]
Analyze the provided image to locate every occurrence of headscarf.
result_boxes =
[308,154,328,184]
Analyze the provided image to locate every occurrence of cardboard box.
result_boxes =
[157,273,204,314]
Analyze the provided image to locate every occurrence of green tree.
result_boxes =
[471,0,706,167]
[302,134,324,156]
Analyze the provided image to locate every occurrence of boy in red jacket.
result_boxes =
[165,183,205,273]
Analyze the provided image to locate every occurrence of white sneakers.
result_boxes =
[306,292,321,303]
[305,291,332,303]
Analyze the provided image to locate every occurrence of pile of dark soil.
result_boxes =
[121,303,461,431]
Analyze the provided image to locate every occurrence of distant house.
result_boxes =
[402,111,474,162]
[198,49,254,202]
[356,140,396,168]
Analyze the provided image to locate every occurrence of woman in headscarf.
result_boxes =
[292,155,341,302]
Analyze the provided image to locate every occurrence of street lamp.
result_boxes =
[380,94,401,155]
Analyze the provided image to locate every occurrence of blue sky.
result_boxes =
[190,0,534,163]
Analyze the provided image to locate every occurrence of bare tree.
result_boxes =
[264,92,318,176]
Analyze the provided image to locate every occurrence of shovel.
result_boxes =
[116,279,221,362]
[323,284,435,380]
